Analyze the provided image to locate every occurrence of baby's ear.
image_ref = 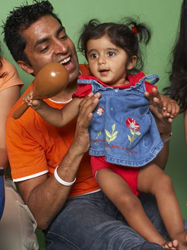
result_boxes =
[127,55,137,70]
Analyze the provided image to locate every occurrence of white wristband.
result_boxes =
[54,166,76,186]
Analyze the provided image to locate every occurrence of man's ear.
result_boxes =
[127,55,137,70]
[17,60,34,75]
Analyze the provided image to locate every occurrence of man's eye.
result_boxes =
[60,35,68,40]
[40,46,49,53]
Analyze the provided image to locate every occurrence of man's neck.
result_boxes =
[49,78,78,102]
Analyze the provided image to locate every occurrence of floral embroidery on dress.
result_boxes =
[96,131,102,139]
[105,123,118,144]
[97,106,105,116]
[126,118,141,148]
[94,106,105,141]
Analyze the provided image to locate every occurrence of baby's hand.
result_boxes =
[23,90,34,106]
[23,90,42,110]
[162,98,180,122]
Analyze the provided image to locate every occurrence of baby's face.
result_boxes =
[86,35,132,87]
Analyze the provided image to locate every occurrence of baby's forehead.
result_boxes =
[87,35,117,48]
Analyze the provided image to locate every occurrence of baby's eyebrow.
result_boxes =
[87,49,97,54]
[106,48,118,51]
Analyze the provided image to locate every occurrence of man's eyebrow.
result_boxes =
[34,26,65,48]
[34,37,48,48]
[56,26,65,36]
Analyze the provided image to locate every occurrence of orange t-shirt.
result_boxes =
[6,64,99,197]
[0,57,23,91]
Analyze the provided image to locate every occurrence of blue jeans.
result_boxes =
[44,191,187,250]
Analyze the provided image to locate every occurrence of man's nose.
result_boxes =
[53,39,68,54]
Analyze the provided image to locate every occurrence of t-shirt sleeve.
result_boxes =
[145,82,158,94]
[6,111,48,181]
[0,58,23,91]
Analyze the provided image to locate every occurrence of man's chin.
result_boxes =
[68,70,79,84]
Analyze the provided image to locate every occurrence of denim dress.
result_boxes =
[77,72,163,168]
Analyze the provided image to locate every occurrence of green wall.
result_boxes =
[0,0,186,235]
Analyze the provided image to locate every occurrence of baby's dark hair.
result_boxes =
[78,18,151,74]
[3,0,61,65]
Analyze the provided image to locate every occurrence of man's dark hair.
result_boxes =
[3,0,62,65]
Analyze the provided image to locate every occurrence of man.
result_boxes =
[3,1,185,249]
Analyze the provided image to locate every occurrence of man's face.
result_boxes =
[20,15,79,84]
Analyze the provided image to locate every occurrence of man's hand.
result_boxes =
[162,94,180,121]
[144,88,172,137]
[145,87,180,124]
[73,92,101,155]
[144,87,178,169]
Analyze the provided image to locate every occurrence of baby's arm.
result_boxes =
[23,90,82,127]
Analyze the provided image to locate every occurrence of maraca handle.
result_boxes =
[12,103,29,119]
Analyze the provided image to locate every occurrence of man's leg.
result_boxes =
[45,191,174,250]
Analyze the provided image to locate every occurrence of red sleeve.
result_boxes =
[72,84,93,98]
[145,81,157,94]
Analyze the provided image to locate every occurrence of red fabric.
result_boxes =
[91,156,139,196]
[73,72,157,97]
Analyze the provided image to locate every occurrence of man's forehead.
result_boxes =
[28,15,63,33]
[33,26,65,48]
[22,17,65,46]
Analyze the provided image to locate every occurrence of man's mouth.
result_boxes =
[60,56,71,65]
[59,56,76,74]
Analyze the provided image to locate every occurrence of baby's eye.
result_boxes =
[108,51,115,56]
[90,53,98,59]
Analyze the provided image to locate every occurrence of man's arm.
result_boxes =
[17,93,100,230]
[150,106,171,170]
[145,88,173,170]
